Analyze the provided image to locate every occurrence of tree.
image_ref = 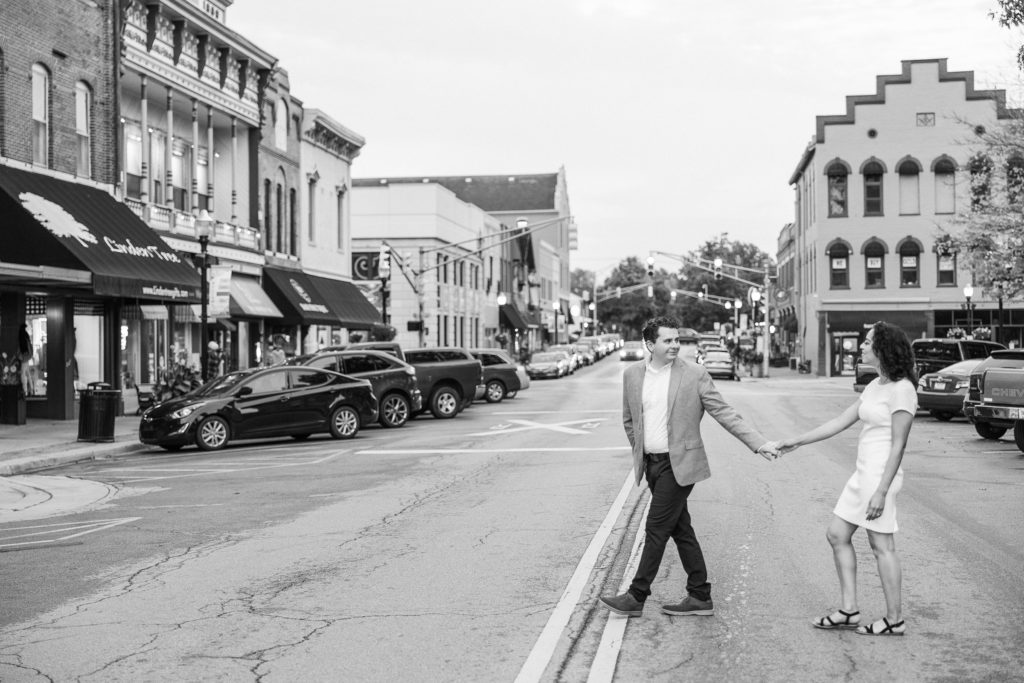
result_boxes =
[991,1,1024,71]
[596,257,667,339]
[946,116,1024,304]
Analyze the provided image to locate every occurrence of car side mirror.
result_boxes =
[236,386,253,397]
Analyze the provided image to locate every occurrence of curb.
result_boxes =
[0,441,148,476]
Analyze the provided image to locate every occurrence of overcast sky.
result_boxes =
[230,0,1024,278]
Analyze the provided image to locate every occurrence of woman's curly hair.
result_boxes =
[871,321,917,384]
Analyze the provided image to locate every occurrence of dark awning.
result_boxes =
[262,267,340,325]
[499,304,528,331]
[0,164,201,302]
[308,275,382,328]
[230,275,283,319]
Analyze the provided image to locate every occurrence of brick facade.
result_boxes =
[0,0,118,184]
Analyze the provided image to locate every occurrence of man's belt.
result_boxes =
[644,451,669,462]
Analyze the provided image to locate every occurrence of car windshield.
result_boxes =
[193,371,249,397]
[705,351,732,361]
[935,359,983,375]
[532,353,562,362]
[624,341,643,349]
[912,343,960,362]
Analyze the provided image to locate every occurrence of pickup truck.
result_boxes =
[961,350,1024,448]
[403,347,486,419]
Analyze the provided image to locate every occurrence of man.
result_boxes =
[600,316,777,618]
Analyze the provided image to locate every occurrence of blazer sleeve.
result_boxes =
[696,367,765,452]
[622,369,636,448]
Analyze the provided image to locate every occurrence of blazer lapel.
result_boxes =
[667,359,683,415]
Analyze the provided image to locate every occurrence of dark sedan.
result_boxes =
[917,358,983,421]
[139,366,378,451]
[289,349,422,428]
[470,348,527,402]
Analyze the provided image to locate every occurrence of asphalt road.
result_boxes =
[0,361,1022,682]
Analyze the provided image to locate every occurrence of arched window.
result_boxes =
[32,63,50,166]
[1007,156,1024,205]
[827,241,850,289]
[935,240,957,286]
[289,188,298,256]
[933,157,957,214]
[274,100,287,150]
[826,161,849,217]
[307,174,317,243]
[969,153,993,210]
[74,81,92,177]
[275,182,284,253]
[862,160,885,216]
[897,158,920,215]
[864,240,886,288]
[898,238,922,287]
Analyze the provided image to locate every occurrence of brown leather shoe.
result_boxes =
[599,592,644,616]
[661,595,714,616]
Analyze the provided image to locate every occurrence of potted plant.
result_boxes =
[0,352,26,425]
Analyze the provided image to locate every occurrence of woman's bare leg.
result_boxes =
[867,530,901,621]
[826,515,860,610]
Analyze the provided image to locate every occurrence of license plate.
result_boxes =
[932,382,947,390]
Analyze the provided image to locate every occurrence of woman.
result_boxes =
[770,321,916,637]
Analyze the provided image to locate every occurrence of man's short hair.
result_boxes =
[642,316,681,344]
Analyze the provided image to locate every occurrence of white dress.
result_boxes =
[833,377,917,533]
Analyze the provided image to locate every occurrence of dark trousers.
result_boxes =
[628,454,711,603]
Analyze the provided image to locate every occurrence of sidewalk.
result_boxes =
[0,414,145,476]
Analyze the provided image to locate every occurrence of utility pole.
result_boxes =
[762,263,771,379]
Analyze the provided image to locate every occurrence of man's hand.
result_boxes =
[756,442,780,461]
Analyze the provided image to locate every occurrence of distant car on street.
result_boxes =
[699,348,739,381]
[528,351,571,378]
[139,366,378,451]
[619,341,645,362]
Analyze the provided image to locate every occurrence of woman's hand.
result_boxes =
[866,491,886,520]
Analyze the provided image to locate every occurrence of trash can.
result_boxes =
[789,357,797,370]
[78,381,121,442]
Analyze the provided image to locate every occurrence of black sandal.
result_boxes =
[856,617,906,636]
[813,609,860,630]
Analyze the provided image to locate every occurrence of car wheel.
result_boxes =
[1014,422,1024,453]
[160,444,182,451]
[292,433,311,440]
[485,379,506,403]
[379,393,411,428]
[429,386,461,419]
[329,405,360,439]
[195,416,229,451]
[974,422,1007,440]
[930,410,954,422]
[506,390,518,399]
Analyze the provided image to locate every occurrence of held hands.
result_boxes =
[758,438,800,461]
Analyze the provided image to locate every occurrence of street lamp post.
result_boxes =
[963,284,975,335]
[552,300,559,346]
[733,298,742,329]
[195,210,214,382]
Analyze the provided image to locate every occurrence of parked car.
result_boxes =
[916,358,983,421]
[699,348,739,381]
[288,349,422,428]
[855,338,1004,392]
[319,341,405,361]
[619,341,645,361]
[470,348,528,402]
[527,351,571,378]
[139,366,378,451]
[403,347,486,418]
[962,350,1024,440]
[550,344,583,372]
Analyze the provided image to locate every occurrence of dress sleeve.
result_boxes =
[890,379,918,415]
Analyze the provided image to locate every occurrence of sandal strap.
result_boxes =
[820,609,859,626]
[866,617,905,634]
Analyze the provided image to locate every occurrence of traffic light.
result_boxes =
[702,283,709,298]
[713,257,723,281]
[647,285,654,298]
[646,256,655,279]
[616,286,622,298]
[378,245,391,279]
[670,290,677,302]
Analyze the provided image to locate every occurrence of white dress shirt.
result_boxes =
[642,361,671,453]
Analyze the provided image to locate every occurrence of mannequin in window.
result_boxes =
[18,324,33,395]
